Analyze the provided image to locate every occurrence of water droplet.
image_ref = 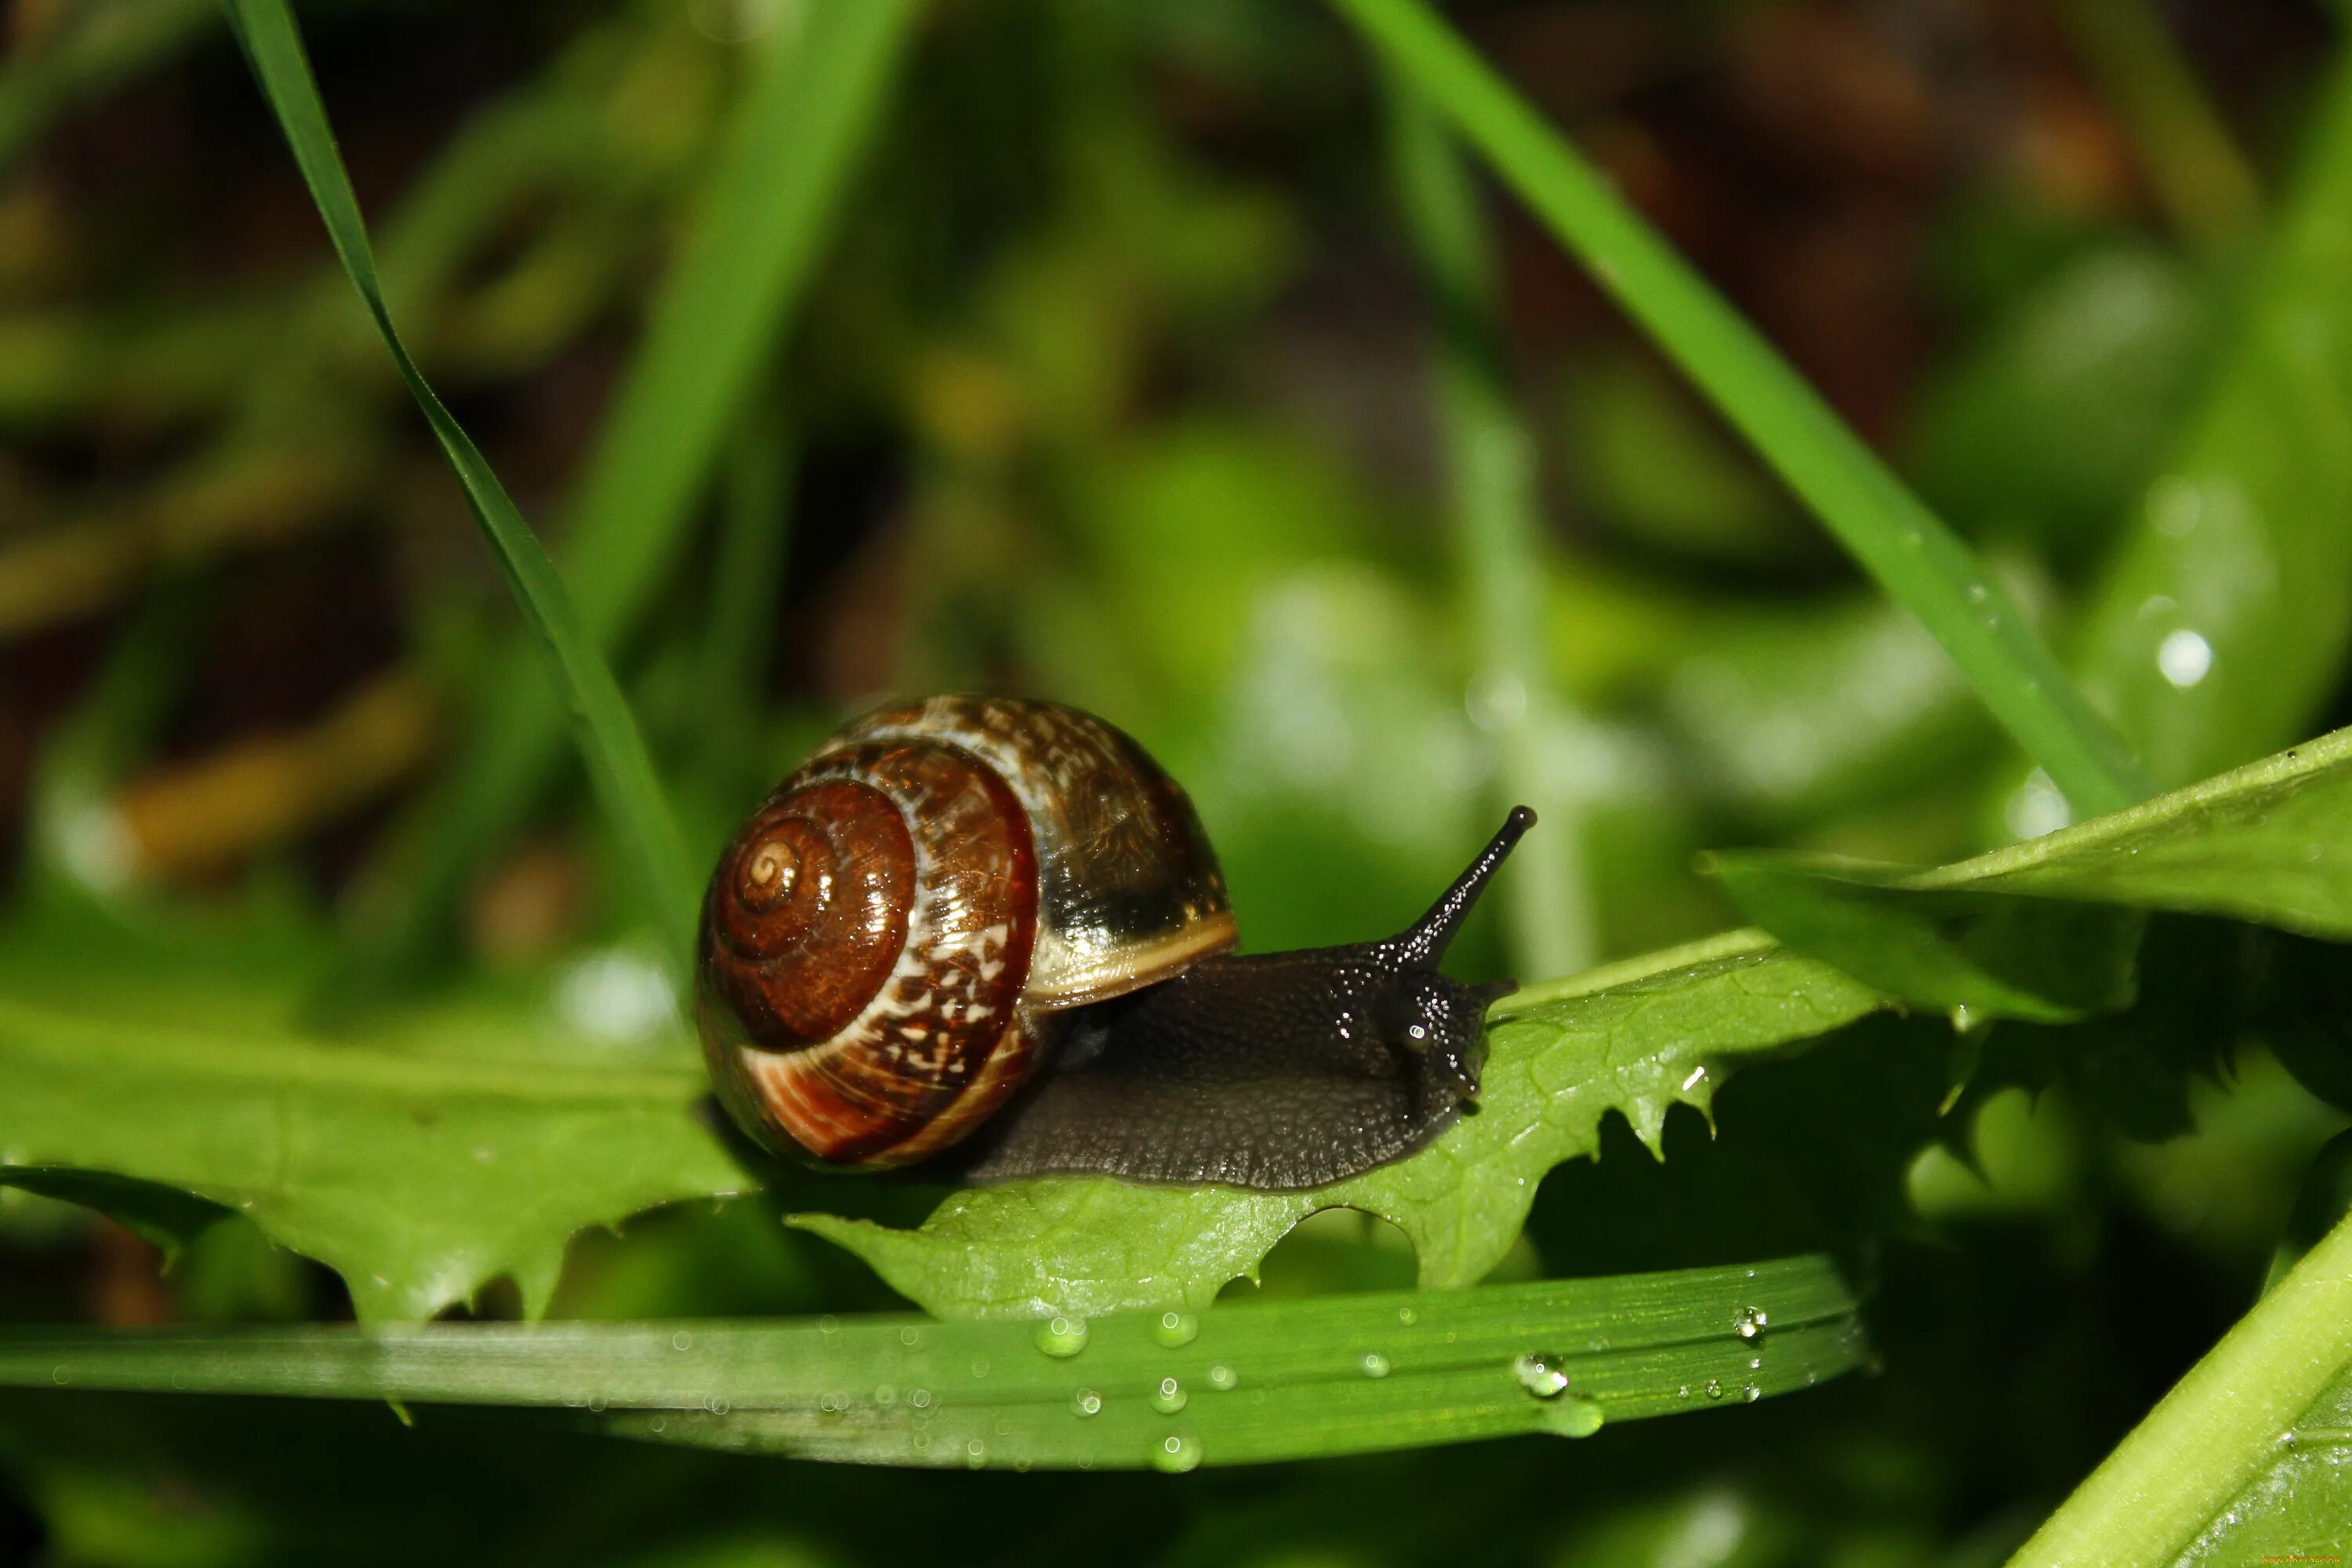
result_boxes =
[1733,1306,1769,1341]
[1206,1363,1237,1392]
[873,1384,897,1406]
[1965,582,1990,604]
[1680,1064,1708,1092]
[969,1359,989,1380]
[670,1330,693,1351]
[1152,1311,1200,1348]
[1512,1352,1572,1399]
[1359,1352,1391,1380]
[1152,1376,1188,1414]
[1540,1394,1606,1438]
[1034,1316,1090,1358]
[909,1388,933,1410]
[1466,669,1528,732]
[1072,1388,1102,1418]
[2005,769,2072,840]
[898,1327,923,1348]
[2157,628,2213,688]
[1742,1384,1762,1403]
[1396,1306,1417,1327]
[50,1367,69,1386]
[964,1439,988,1469]
[586,1394,608,1414]
[817,1315,839,1335]
[1704,1379,1724,1400]
[1748,1358,1762,1370]
[1676,1384,1692,1399]
[708,1396,731,1415]
[648,1417,666,1434]
[1151,1433,1203,1473]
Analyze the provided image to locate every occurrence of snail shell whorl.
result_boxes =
[698,695,1236,1169]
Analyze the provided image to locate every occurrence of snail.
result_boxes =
[696,695,1533,1191]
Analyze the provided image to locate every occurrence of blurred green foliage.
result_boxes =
[5,0,2352,1560]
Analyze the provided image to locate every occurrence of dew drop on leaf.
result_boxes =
[1359,1352,1391,1379]
[1206,1363,1237,1392]
[1512,1352,1572,1399]
[1152,1311,1200,1348]
[1151,1433,1202,1473]
[1152,1376,1188,1414]
[1034,1316,1090,1358]
[1072,1388,1102,1418]
[1539,1394,1606,1439]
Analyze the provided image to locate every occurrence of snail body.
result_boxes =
[697,694,1530,1191]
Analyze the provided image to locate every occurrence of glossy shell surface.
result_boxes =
[698,695,1234,1167]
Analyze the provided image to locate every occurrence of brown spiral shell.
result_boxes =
[697,695,1236,1169]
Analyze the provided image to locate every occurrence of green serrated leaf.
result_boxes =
[0,900,746,1321]
[0,1257,1867,1469]
[793,932,1884,1319]
[1708,722,2352,1020]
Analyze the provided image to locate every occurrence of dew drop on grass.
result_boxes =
[1742,1384,1762,1403]
[817,1316,839,1336]
[1539,1395,1606,1439]
[1072,1388,1102,1418]
[1704,1379,1724,1400]
[1152,1377,1188,1414]
[873,1384,897,1406]
[1206,1364,1237,1392]
[1396,1307,1417,1327]
[898,1327,923,1348]
[1034,1316,1090,1358]
[964,1439,988,1470]
[670,1330,693,1351]
[1512,1352,1571,1399]
[1152,1312,1200,1348]
[1359,1352,1391,1380]
[1152,1433,1203,1473]
[1733,1306,1769,1341]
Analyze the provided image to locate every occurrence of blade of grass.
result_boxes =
[221,0,699,971]
[1330,0,2151,819]
[1388,81,1595,978]
[693,391,799,785]
[2058,0,2259,257]
[351,0,917,987]
[0,1257,1866,1470]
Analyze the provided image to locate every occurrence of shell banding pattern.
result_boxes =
[699,696,1236,1169]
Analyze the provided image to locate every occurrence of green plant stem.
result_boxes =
[1330,0,2152,820]
[695,394,798,779]
[1388,84,1595,978]
[222,0,699,973]
[2058,0,2259,257]
[2009,1210,2352,1565]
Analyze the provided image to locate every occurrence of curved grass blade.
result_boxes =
[354,0,919,987]
[1329,0,2150,819]
[2008,1212,2352,1565]
[221,0,698,970]
[0,1258,1867,1471]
